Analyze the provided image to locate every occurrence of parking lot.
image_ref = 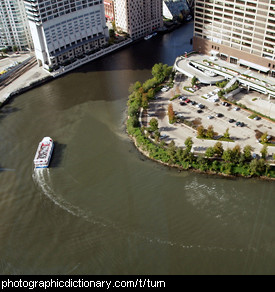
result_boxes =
[145,76,275,158]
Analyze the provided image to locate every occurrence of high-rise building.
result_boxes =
[23,0,109,69]
[114,0,163,39]
[104,0,115,22]
[0,0,33,51]
[193,0,275,76]
[163,0,190,20]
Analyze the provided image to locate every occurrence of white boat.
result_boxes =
[144,32,157,40]
[33,137,54,168]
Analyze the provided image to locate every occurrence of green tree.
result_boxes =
[221,162,233,175]
[260,144,268,159]
[167,140,176,164]
[206,125,215,139]
[211,160,220,172]
[167,103,175,124]
[154,130,160,142]
[109,29,115,38]
[141,93,148,109]
[197,125,205,138]
[1,48,8,54]
[147,88,155,100]
[112,20,116,31]
[243,145,252,161]
[143,78,157,92]
[128,102,140,117]
[222,148,233,163]
[152,63,172,83]
[128,81,142,94]
[205,147,215,158]
[12,45,18,52]
[213,142,224,157]
[261,132,269,143]
[232,144,241,163]
[223,128,230,139]
[184,137,193,152]
[191,76,197,87]
[149,118,158,132]
[249,158,266,176]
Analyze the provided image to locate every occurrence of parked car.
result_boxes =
[254,116,261,120]
[185,98,191,103]
[207,115,214,119]
[160,134,168,139]
[179,96,187,101]
[191,100,197,105]
[222,101,230,106]
[180,102,186,106]
[216,113,223,117]
[234,107,240,111]
[197,103,205,109]
[236,121,245,127]
[228,118,235,123]
[197,109,203,113]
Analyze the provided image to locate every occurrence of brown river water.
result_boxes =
[0,22,275,275]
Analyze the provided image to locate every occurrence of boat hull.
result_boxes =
[34,137,54,169]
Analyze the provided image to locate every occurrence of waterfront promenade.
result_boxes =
[0,53,51,104]
[0,39,133,106]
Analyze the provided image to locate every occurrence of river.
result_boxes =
[0,22,275,275]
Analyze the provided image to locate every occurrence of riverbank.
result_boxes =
[0,39,139,108]
[0,58,53,108]
[126,63,275,180]
[128,130,275,181]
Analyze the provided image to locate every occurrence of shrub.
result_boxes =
[167,103,176,124]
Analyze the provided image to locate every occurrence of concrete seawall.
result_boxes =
[0,39,133,108]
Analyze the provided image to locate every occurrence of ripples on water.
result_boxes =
[31,166,263,258]
[1,22,275,274]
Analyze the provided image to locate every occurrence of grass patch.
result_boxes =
[170,94,180,101]
[183,86,195,93]
[248,113,258,119]
[196,136,235,142]
[218,137,235,142]
[261,142,275,147]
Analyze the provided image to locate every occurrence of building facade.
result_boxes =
[163,0,190,20]
[24,0,109,69]
[104,0,115,22]
[114,0,163,39]
[193,0,275,76]
[0,0,33,51]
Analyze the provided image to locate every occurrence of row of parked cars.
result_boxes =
[178,96,205,110]
[179,96,248,127]
[178,95,247,127]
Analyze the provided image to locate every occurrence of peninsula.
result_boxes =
[126,57,275,179]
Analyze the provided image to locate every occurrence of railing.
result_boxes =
[0,56,34,83]
[51,39,133,78]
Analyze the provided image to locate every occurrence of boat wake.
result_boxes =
[32,169,258,254]
[32,168,108,227]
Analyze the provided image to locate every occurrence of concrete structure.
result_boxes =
[193,0,275,78]
[114,0,163,39]
[163,0,190,20]
[174,53,275,98]
[0,0,33,51]
[24,0,109,69]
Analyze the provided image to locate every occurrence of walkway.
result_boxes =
[175,53,275,98]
